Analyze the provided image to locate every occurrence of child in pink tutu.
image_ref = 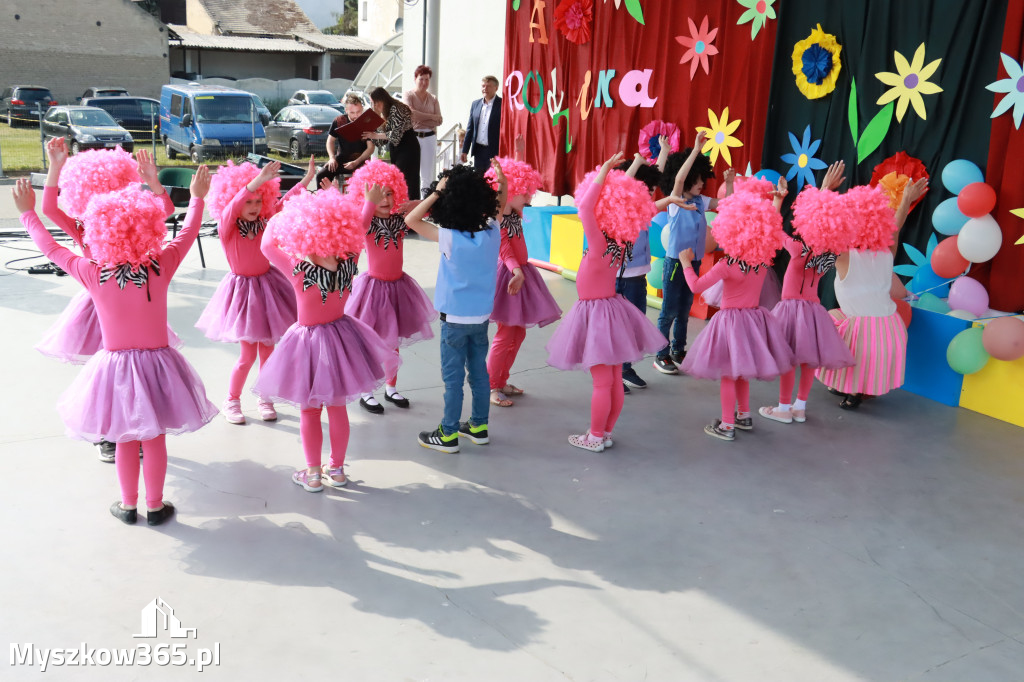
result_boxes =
[253,185,399,490]
[678,183,794,441]
[15,169,218,525]
[483,155,562,407]
[197,159,313,425]
[545,152,666,452]
[344,159,437,414]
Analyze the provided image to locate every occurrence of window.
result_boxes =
[273,110,288,123]
[170,94,182,117]
[193,96,252,124]
[44,109,59,122]
[362,2,367,20]
[70,110,116,126]
[57,111,69,125]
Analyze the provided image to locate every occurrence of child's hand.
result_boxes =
[822,160,846,191]
[774,176,789,199]
[256,161,281,185]
[301,156,316,185]
[902,177,929,207]
[515,133,526,156]
[508,268,525,295]
[12,178,36,213]
[46,137,68,168]
[190,165,211,199]
[723,168,736,184]
[319,177,333,192]
[679,248,696,263]
[397,199,420,214]
[490,157,506,182]
[365,182,386,205]
[670,196,698,210]
[601,151,625,169]
[435,175,448,192]
[694,130,708,151]
[135,149,160,188]
[658,134,670,152]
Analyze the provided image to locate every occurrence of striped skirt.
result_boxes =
[815,311,907,396]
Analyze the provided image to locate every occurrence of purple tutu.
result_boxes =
[252,315,400,408]
[492,263,562,328]
[771,299,855,369]
[195,269,297,345]
[344,272,436,348]
[37,290,182,364]
[546,294,667,371]
[57,346,217,443]
[681,307,794,380]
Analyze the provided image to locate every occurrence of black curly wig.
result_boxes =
[426,164,499,234]
[658,149,714,196]
[615,160,662,194]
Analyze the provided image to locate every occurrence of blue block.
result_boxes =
[902,308,971,407]
[522,206,577,263]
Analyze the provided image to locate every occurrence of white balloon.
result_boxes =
[957,215,1003,263]
[948,309,977,320]
[661,224,671,252]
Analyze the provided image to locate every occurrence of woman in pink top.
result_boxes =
[14,169,218,525]
[197,160,311,425]
[344,160,436,413]
[545,152,665,452]
[679,186,793,441]
[253,185,400,491]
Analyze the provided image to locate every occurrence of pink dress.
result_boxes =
[22,201,218,443]
[490,212,562,328]
[545,180,666,371]
[194,185,301,344]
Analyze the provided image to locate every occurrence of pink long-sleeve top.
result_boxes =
[684,258,768,310]
[498,211,528,273]
[576,180,629,301]
[361,205,405,282]
[218,184,305,277]
[22,198,204,350]
[780,236,832,302]
[43,184,175,260]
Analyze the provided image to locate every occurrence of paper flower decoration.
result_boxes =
[876,43,943,122]
[602,0,645,25]
[554,0,593,44]
[638,120,680,163]
[792,24,842,100]
[736,0,776,40]
[870,152,929,211]
[985,52,1024,129]
[675,16,719,80]
[696,108,742,167]
[780,125,827,190]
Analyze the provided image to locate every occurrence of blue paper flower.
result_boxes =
[781,125,828,190]
[802,44,833,85]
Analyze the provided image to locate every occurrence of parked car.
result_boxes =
[79,87,130,100]
[250,94,271,123]
[1,85,57,126]
[265,105,338,159]
[160,83,267,162]
[81,97,160,142]
[42,106,134,154]
[287,90,343,111]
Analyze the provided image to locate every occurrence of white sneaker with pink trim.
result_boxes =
[257,400,277,421]
[222,399,245,425]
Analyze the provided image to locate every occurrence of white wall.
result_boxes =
[358,0,402,44]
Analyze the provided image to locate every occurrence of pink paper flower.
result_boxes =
[676,16,719,80]
[637,120,680,163]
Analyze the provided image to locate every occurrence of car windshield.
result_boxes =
[20,89,52,101]
[305,108,339,124]
[70,110,118,127]
[251,95,266,110]
[194,96,255,124]
[307,93,338,105]
[94,100,150,119]
[96,90,127,97]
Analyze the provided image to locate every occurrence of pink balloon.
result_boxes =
[982,316,1024,361]
[947,277,989,317]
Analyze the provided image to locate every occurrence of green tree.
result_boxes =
[323,0,358,36]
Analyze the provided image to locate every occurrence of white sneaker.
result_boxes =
[257,400,277,421]
[222,399,245,425]
[568,434,605,452]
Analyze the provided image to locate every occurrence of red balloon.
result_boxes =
[894,298,913,329]
[957,182,997,218]
[982,316,1024,361]
[931,236,970,278]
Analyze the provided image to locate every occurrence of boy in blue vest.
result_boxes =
[405,162,507,452]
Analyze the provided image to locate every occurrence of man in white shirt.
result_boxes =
[460,76,502,173]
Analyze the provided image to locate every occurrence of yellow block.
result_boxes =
[959,321,1024,428]
[549,214,584,272]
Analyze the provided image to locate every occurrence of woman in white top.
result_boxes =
[404,65,444,199]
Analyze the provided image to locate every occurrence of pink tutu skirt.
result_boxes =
[37,290,182,364]
[57,346,217,443]
[195,269,297,345]
[680,307,794,380]
[492,263,562,328]
[345,272,436,348]
[816,311,907,395]
[546,294,667,371]
[252,315,400,409]
[772,299,855,369]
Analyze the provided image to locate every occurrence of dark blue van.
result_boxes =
[160,84,269,162]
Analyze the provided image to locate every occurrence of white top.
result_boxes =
[475,97,495,146]
[834,249,897,318]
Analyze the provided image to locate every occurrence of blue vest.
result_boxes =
[622,229,651,268]
[665,196,709,260]
[434,224,500,318]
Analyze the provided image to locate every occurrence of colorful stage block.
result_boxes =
[549,214,588,272]
[522,206,578,264]
[902,308,971,407]
[959,319,1024,427]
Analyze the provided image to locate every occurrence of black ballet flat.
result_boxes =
[110,501,137,525]
[384,392,410,408]
[839,394,863,410]
[147,502,175,526]
[359,397,385,414]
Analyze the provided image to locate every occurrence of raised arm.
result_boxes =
[892,177,928,254]
[656,134,671,173]
[672,132,706,196]
[14,179,91,285]
[705,167,735,212]
[404,176,444,242]
[259,220,297,274]
[625,153,645,178]
[41,138,83,246]
[679,250,726,294]
[491,158,509,217]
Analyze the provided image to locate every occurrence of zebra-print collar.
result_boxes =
[293,257,359,303]
[368,215,407,250]
[99,258,161,290]
[583,233,634,268]
[502,212,523,239]
[796,238,837,274]
[725,256,764,274]
[237,217,266,239]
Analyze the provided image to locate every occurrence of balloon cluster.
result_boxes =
[933,160,1004,269]
[947,316,1024,375]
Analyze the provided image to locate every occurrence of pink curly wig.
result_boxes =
[575,169,657,245]
[710,192,785,266]
[58,148,139,218]
[733,176,776,201]
[268,186,364,259]
[207,161,281,223]
[791,187,856,254]
[347,159,409,210]
[81,186,167,268]
[843,185,897,252]
[484,157,543,201]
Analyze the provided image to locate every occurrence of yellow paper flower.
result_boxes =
[696,107,742,167]
[792,24,842,100]
[875,43,943,122]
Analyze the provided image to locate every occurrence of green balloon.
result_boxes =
[706,210,717,225]
[913,292,951,314]
[946,327,990,375]
[647,257,664,288]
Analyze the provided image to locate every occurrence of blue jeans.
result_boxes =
[615,274,647,372]
[440,320,491,435]
[656,257,700,357]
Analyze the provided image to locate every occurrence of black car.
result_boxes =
[1,85,57,126]
[265,105,337,159]
[42,106,134,154]
[81,97,160,142]
[80,87,130,99]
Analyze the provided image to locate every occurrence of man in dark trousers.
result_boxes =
[460,75,502,172]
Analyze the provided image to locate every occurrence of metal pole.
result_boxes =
[251,99,256,156]
[38,103,46,171]
[422,0,426,67]
[0,132,5,178]
[151,107,157,158]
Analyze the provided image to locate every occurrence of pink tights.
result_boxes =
[720,377,750,426]
[300,406,349,469]
[589,364,624,437]
[487,323,527,390]
[228,342,274,400]
[778,364,815,404]
[386,349,398,387]
[116,435,167,509]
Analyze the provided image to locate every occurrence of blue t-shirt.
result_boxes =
[664,195,710,261]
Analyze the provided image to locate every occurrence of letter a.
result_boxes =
[618,69,658,108]
[529,0,549,44]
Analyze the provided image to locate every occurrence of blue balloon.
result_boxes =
[647,257,664,288]
[932,197,969,236]
[753,169,782,185]
[649,212,667,258]
[941,159,984,195]
[907,263,950,298]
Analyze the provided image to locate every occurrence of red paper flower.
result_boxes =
[676,15,719,80]
[554,0,593,45]
[870,151,929,211]
[638,120,680,163]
